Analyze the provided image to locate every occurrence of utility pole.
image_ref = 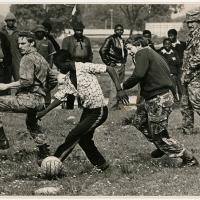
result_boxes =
[105,19,107,29]
[109,9,113,29]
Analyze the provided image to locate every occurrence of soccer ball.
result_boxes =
[40,156,63,178]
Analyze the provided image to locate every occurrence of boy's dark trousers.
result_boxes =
[54,106,108,166]
[171,74,182,101]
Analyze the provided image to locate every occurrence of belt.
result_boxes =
[146,90,170,101]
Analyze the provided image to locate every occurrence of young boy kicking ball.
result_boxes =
[37,49,129,170]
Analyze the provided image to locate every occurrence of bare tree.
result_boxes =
[119,4,183,35]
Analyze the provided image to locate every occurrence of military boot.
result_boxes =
[151,148,165,158]
[180,150,199,167]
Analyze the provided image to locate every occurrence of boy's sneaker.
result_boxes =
[96,161,109,171]
[181,156,199,167]
[151,149,165,158]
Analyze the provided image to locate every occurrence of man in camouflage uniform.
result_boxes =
[0,31,57,161]
[122,35,198,167]
[181,11,200,135]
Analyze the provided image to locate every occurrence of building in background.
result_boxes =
[145,22,183,37]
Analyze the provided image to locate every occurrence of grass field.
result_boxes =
[0,46,199,196]
[0,71,200,196]
[1,106,200,196]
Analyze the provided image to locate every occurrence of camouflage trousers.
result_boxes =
[0,93,47,146]
[132,91,185,158]
[181,81,200,134]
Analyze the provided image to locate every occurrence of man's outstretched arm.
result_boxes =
[0,81,21,90]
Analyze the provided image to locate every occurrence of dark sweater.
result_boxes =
[159,47,181,75]
[123,47,173,100]
[172,40,186,64]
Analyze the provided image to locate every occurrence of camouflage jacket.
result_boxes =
[182,27,200,84]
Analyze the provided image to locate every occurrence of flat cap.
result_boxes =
[185,10,200,23]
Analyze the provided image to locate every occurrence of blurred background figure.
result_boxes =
[1,12,21,81]
[42,20,60,52]
[0,32,12,95]
[168,28,186,101]
[159,38,181,102]
[33,25,55,68]
[142,30,156,50]
[33,24,56,107]
[99,24,127,110]
[61,21,93,110]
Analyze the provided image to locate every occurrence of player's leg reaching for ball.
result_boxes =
[132,92,199,167]
[54,106,109,171]
[0,95,50,163]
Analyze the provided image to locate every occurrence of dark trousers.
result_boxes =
[171,73,182,101]
[44,90,52,108]
[63,94,75,109]
[54,106,108,166]
[0,63,12,95]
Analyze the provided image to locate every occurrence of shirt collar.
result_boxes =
[25,47,37,55]
[172,40,180,47]
[161,48,173,54]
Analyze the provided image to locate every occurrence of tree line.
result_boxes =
[10,4,183,37]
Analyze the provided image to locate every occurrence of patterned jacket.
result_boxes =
[182,27,200,84]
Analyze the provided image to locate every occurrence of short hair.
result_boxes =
[143,30,152,36]
[42,20,52,32]
[163,38,171,45]
[53,49,72,66]
[114,24,123,30]
[126,34,148,47]
[18,31,36,46]
[167,29,177,36]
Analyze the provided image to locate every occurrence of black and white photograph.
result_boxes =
[0,1,199,198]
